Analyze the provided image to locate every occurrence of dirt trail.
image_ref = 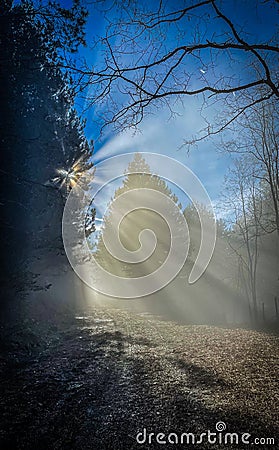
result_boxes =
[1,305,278,449]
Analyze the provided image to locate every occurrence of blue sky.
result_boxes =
[63,0,277,219]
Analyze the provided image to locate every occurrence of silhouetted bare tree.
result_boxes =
[222,97,279,237]
[78,0,279,141]
[223,157,264,320]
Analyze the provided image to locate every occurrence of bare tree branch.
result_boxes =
[72,0,279,140]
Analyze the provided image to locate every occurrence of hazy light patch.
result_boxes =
[90,98,229,207]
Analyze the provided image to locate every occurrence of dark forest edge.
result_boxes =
[0,0,95,350]
[0,0,94,285]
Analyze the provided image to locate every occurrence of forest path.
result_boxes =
[1,304,279,449]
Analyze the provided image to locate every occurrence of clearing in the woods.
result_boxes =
[1,304,278,449]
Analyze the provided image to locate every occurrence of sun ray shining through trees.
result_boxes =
[1,1,279,449]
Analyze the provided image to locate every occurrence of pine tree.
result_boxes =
[0,1,93,281]
[93,153,184,279]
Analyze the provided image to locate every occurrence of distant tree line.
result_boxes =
[222,97,279,323]
[94,151,278,326]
